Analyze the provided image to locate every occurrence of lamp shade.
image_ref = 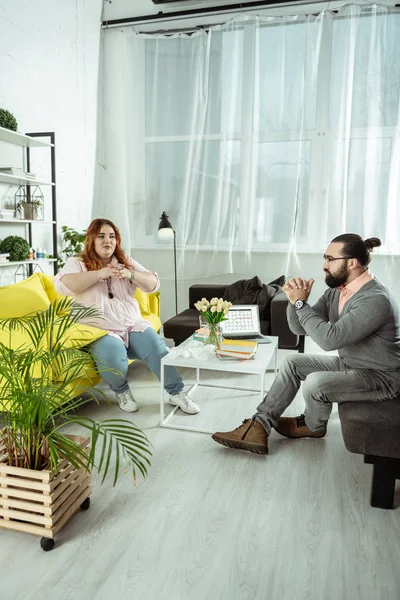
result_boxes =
[158,211,174,239]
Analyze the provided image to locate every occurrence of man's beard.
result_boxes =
[325,265,349,288]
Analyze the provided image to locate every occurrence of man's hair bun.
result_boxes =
[365,237,381,251]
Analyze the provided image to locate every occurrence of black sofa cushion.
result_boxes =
[163,308,200,343]
[223,275,285,324]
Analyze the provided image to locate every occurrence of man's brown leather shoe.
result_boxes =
[275,414,326,439]
[212,418,268,455]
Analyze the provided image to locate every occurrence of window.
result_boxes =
[141,12,400,251]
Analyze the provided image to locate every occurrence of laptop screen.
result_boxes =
[220,305,261,336]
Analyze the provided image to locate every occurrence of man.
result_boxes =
[212,233,400,455]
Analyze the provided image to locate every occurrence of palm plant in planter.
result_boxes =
[0,298,152,551]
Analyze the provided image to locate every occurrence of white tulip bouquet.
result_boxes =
[194,297,232,324]
[194,297,232,347]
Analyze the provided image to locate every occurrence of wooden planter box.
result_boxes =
[0,435,91,550]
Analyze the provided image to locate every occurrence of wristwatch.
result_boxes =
[294,299,308,310]
[129,271,135,282]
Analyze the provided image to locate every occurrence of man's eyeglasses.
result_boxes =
[323,255,353,264]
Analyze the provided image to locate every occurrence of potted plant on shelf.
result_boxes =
[16,198,43,221]
[0,298,152,551]
[0,108,18,132]
[15,185,44,221]
[0,235,30,261]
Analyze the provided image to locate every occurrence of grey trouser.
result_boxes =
[255,354,396,435]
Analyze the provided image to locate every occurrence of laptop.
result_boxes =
[220,305,271,343]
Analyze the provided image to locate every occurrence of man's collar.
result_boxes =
[339,271,374,294]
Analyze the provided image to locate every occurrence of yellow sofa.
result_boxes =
[0,272,162,395]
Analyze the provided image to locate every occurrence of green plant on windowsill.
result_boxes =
[0,298,152,483]
[58,225,86,268]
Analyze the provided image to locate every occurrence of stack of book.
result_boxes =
[192,327,209,342]
[216,339,258,360]
[0,253,10,262]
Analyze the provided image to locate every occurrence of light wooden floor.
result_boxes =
[1,340,400,600]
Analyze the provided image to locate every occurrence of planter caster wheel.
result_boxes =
[80,497,90,511]
[40,537,55,552]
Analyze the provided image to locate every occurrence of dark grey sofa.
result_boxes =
[339,398,400,509]
[163,283,305,351]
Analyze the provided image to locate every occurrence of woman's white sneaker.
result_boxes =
[116,389,138,412]
[169,390,200,414]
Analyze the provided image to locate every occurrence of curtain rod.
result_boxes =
[102,0,330,28]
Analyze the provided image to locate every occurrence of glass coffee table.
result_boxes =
[160,336,279,434]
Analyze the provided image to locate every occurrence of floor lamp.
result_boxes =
[158,211,178,315]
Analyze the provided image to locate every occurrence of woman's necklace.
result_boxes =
[106,278,114,299]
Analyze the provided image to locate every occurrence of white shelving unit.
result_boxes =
[0,259,57,268]
[0,125,57,279]
[0,127,53,148]
[0,173,54,187]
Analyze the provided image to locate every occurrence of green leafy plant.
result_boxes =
[0,235,30,261]
[0,108,18,131]
[16,198,43,209]
[0,298,152,485]
[58,225,86,268]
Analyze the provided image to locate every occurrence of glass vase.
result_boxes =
[204,323,223,347]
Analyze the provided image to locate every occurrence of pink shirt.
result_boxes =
[54,256,160,347]
[338,271,374,315]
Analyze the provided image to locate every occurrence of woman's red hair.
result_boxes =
[80,218,131,271]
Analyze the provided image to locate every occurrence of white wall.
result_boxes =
[0,0,102,285]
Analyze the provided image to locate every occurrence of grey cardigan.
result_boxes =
[287,278,400,388]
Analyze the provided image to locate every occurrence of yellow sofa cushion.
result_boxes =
[134,287,161,332]
[0,273,50,318]
[48,322,107,351]
[39,273,64,304]
[144,313,162,333]
[134,286,150,314]
[148,292,160,318]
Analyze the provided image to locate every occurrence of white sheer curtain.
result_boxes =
[97,3,400,311]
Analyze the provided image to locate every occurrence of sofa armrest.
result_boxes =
[148,291,161,318]
[270,291,301,350]
[189,284,229,307]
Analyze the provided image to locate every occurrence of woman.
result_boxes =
[54,218,199,415]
